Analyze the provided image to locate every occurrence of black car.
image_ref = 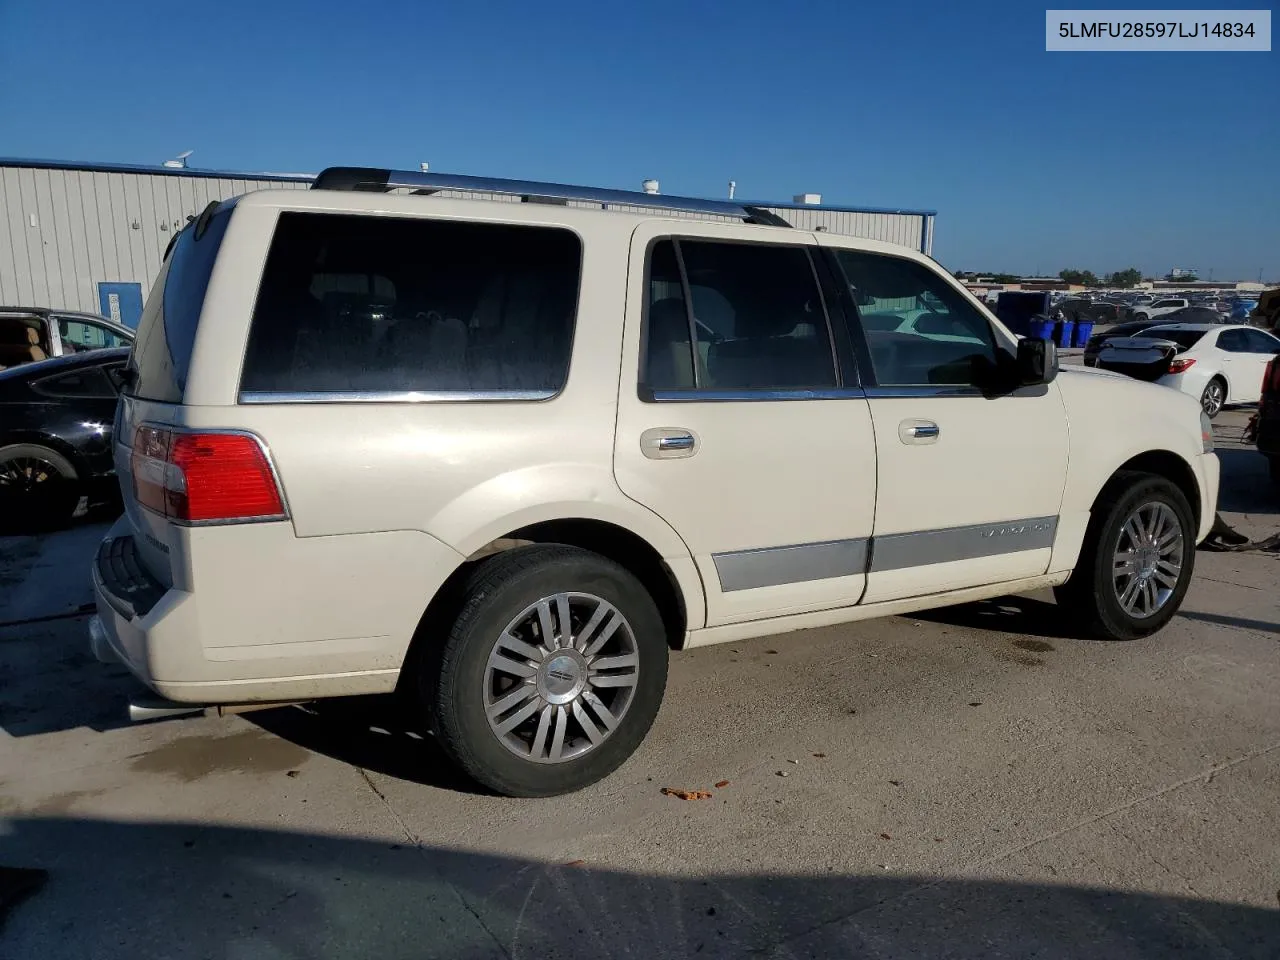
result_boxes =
[1082,318,1173,365]
[0,347,129,525]
[1060,299,1131,325]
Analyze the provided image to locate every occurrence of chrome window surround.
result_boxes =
[238,389,557,404]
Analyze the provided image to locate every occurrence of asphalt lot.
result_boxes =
[1,409,1277,959]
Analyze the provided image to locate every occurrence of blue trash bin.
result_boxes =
[1028,316,1056,340]
[1054,320,1075,348]
[1073,320,1095,348]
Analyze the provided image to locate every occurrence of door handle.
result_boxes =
[641,428,699,459]
[899,419,940,444]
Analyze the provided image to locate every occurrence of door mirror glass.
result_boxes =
[1016,337,1058,386]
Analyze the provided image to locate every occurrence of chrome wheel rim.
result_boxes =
[1201,382,1224,416]
[1112,501,1184,619]
[484,593,638,764]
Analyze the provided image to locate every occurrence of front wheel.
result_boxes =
[1200,378,1226,418]
[1054,472,1195,641]
[423,545,669,796]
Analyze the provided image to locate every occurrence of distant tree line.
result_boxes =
[953,268,1151,288]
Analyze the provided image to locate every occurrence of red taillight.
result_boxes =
[1168,357,1196,374]
[131,426,285,524]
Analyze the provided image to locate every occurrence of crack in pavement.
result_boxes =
[353,766,513,960]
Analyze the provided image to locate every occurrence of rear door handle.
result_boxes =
[899,419,940,444]
[641,428,699,459]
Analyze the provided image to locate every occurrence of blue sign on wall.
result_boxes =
[97,282,144,329]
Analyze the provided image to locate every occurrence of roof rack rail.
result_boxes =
[311,167,792,228]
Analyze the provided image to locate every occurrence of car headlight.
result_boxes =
[1200,410,1214,453]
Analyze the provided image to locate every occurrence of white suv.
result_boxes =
[1132,298,1191,321]
[90,167,1219,796]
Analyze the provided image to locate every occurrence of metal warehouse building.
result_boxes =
[0,158,935,328]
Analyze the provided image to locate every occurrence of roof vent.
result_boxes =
[641,179,660,195]
[793,193,822,205]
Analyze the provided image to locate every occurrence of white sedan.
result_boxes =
[1095,322,1280,417]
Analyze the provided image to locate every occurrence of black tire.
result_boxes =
[423,544,669,797]
[1053,471,1196,641]
[0,443,80,529]
[1200,378,1226,419]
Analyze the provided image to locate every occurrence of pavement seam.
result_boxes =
[972,739,1280,872]
[354,767,514,960]
[751,740,1280,958]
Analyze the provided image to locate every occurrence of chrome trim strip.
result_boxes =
[870,516,1058,572]
[238,389,556,404]
[863,385,983,399]
[714,538,868,592]
[648,387,866,403]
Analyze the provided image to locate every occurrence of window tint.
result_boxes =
[58,318,130,352]
[642,239,835,393]
[1216,329,1247,352]
[129,206,233,402]
[1241,329,1280,354]
[834,250,997,386]
[240,213,580,396]
[32,366,117,399]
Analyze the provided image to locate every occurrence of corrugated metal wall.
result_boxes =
[0,165,306,313]
[763,207,931,253]
[0,163,933,315]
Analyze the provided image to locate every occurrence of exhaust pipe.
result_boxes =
[128,695,206,722]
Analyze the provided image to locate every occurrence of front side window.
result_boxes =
[58,318,130,352]
[834,250,998,387]
[641,239,836,395]
[1241,329,1280,354]
[240,213,581,396]
[32,365,119,399]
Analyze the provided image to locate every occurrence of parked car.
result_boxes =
[0,347,130,524]
[1255,357,1280,487]
[1095,323,1280,417]
[1153,306,1229,326]
[88,168,1219,797]
[0,308,133,370]
[1059,299,1129,325]
[1131,298,1190,322]
[1082,318,1177,366]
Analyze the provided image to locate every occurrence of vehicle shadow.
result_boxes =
[2,817,1276,959]
[912,595,1086,641]
[1177,609,1280,637]
[248,696,487,795]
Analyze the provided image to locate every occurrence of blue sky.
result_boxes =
[2,0,1276,279]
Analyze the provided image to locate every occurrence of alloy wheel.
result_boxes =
[484,592,639,764]
[1201,381,1224,417]
[1112,501,1184,619]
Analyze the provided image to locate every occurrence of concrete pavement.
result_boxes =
[0,412,1277,958]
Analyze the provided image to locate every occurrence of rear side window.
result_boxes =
[128,206,233,402]
[239,213,581,397]
[1149,328,1207,351]
[32,365,121,399]
[642,239,836,395]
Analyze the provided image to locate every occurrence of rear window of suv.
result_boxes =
[239,213,581,398]
[128,204,233,402]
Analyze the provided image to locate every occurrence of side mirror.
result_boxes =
[1016,337,1058,386]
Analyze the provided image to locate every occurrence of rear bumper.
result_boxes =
[89,517,466,703]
